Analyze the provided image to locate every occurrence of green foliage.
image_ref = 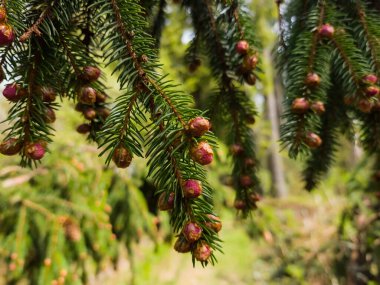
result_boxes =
[2,0,228,266]
[279,0,380,189]
[0,146,148,284]
[1,0,380,283]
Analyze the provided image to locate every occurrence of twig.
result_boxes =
[19,2,56,42]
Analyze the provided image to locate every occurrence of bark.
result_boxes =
[265,49,288,198]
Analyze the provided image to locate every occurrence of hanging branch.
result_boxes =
[279,1,379,190]
[181,0,261,216]
[91,0,222,264]
[354,0,380,75]
[280,1,332,159]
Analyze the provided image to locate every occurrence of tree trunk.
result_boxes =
[264,49,288,198]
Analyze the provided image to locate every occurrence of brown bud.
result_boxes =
[187,117,211,137]
[158,192,175,211]
[0,24,14,46]
[240,175,253,188]
[112,145,133,168]
[243,73,256,86]
[3,83,26,102]
[357,99,373,113]
[60,269,68,277]
[193,241,212,262]
[81,66,101,82]
[362,74,378,85]
[242,55,259,71]
[235,40,249,55]
[344,96,355,106]
[310,101,325,115]
[245,114,256,124]
[40,87,56,102]
[305,73,321,87]
[248,192,261,204]
[96,92,107,103]
[174,235,192,253]
[182,222,202,242]
[140,54,149,63]
[63,218,82,242]
[24,142,46,160]
[234,199,246,210]
[230,144,244,156]
[83,107,97,120]
[183,180,202,199]
[365,86,379,97]
[318,24,335,38]
[97,107,111,120]
[76,124,92,134]
[0,138,22,156]
[8,262,17,271]
[44,107,56,124]
[244,158,255,168]
[78,87,97,105]
[304,132,322,148]
[190,141,214,165]
[291,98,310,114]
[205,214,222,233]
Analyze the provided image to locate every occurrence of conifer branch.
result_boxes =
[307,1,325,72]
[355,1,380,74]
[91,0,222,264]
[183,0,261,215]
[110,0,185,126]
[19,1,55,42]
[280,2,332,159]
[330,38,361,88]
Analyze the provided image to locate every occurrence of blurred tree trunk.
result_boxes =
[252,0,288,197]
[264,49,288,198]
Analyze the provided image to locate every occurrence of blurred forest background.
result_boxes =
[1,1,379,285]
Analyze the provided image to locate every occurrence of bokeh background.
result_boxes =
[0,1,378,284]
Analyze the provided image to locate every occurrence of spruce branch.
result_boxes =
[280,2,334,159]
[19,0,56,42]
[183,0,261,215]
[280,1,379,189]
[355,0,380,74]
[90,0,222,264]
[349,1,380,76]
[330,37,362,89]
